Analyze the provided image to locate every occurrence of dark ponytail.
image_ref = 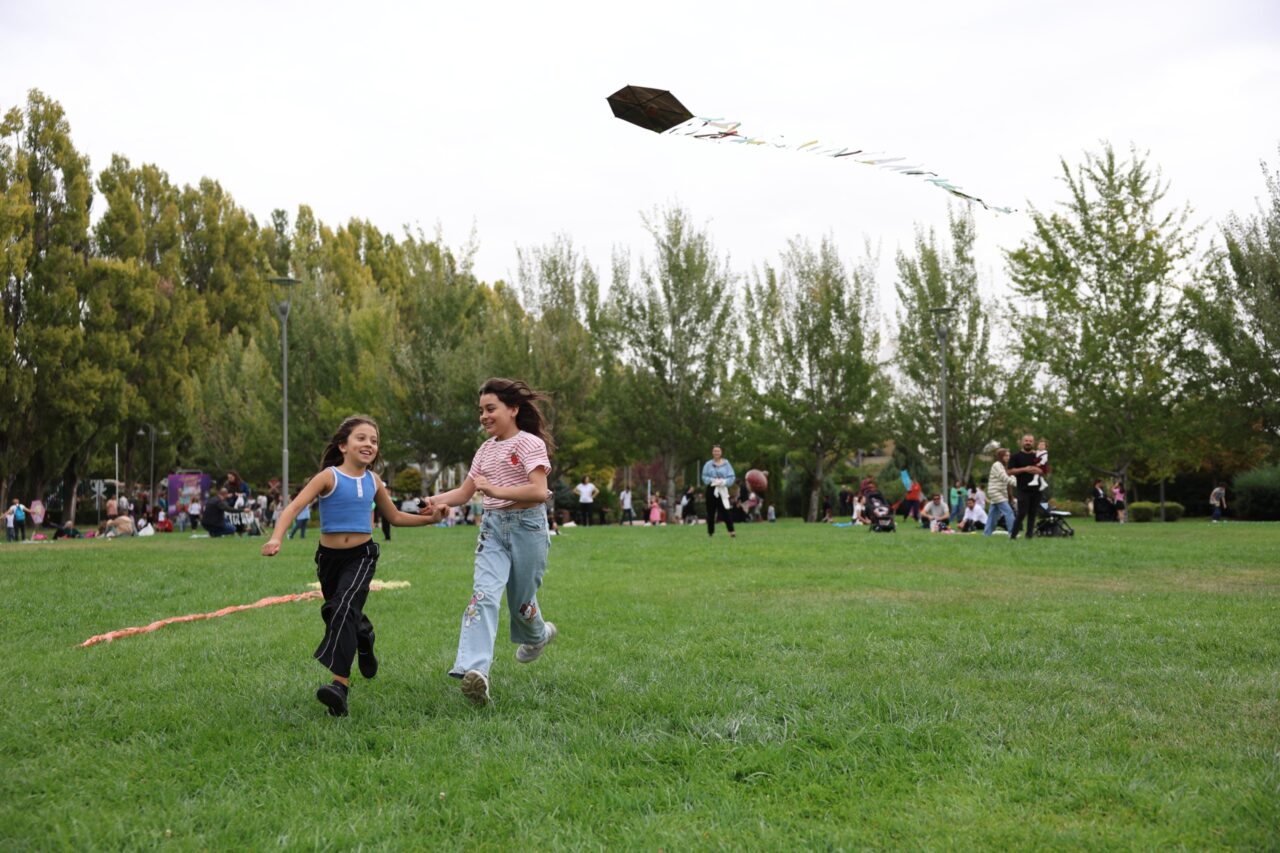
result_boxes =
[320,415,382,470]
[478,378,555,456]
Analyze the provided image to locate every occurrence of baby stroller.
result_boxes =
[1036,502,1075,537]
[865,491,896,533]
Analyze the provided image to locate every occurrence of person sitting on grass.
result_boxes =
[852,494,870,525]
[958,497,988,533]
[99,515,136,538]
[922,493,951,531]
[53,520,82,540]
[262,415,445,718]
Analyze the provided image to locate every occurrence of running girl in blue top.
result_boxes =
[263,415,445,717]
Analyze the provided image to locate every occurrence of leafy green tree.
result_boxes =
[177,177,267,336]
[744,235,883,521]
[0,103,36,504]
[1182,150,1280,458]
[190,330,279,477]
[1005,144,1196,490]
[386,230,491,474]
[606,206,736,504]
[517,235,608,476]
[93,155,201,509]
[0,91,95,506]
[893,209,1032,488]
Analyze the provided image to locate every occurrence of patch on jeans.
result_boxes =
[475,530,487,554]
[518,601,538,622]
[463,591,485,627]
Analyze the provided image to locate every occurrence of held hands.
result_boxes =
[261,539,281,557]
[472,475,494,496]
[418,500,447,522]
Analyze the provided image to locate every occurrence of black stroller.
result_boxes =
[1036,502,1075,537]
[864,491,897,533]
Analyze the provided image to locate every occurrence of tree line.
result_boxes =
[3,90,1277,522]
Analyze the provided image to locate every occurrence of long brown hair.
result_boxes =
[479,377,555,456]
[320,415,382,470]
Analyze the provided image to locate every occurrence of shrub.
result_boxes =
[1234,465,1280,520]
[392,467,423,496]
[1126,501,1182,522]
[1053,499,1088,517]
[1128,502,1157,522]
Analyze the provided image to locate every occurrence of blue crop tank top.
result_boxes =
[319,467,376,534]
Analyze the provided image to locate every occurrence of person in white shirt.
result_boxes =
[573,475,598,526]
[619,487,635,525]
[852,494,869,525]
[958,498,988,532]
[922,493,951,531]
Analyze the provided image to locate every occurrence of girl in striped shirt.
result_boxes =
[428,378,558,706]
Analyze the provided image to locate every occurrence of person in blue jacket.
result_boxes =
[701,444,736,539]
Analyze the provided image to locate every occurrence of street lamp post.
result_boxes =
[269,276,302,504]
[138,423,168,515]
[930,307,957,504]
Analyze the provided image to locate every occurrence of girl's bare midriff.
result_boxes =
[320,532,373,549]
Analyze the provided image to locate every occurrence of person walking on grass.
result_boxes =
[262,415,445,718]
[984,448,1016,537]
[702,443,736,539]
[288,492,312,539]
[427,378,559,707]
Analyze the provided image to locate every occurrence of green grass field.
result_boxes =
[2,519,1277,850]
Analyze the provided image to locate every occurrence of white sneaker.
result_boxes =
[460,669,490,706]
[515,622,557,664]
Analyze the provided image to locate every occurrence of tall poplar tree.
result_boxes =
[893,209,1031,488]
[1183,151,1280,458]
[745,235,883,521]
[1,91,95,504]
[607,206,735,504]
[1005,144,1195,489]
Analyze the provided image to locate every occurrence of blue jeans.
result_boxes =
[450,506,550,677]
[208,522,236,538]
[984,501,1015,536]
[290,518,308,539]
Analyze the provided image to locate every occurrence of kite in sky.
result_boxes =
[607,85,1013,214]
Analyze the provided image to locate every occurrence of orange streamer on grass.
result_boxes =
[79,581,409,648]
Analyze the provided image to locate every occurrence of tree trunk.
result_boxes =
[664,455,678,523]
[808,444,826,523]
[1158,480,1166,522]
[63,471,80,526]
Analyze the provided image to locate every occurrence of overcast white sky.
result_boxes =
[4,0,1279,310]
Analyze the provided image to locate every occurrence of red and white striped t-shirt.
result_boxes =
[467,431,552,509]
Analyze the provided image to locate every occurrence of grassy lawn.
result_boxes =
[1,519,1277,850]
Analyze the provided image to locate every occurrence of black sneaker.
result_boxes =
[316,682,349,717]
